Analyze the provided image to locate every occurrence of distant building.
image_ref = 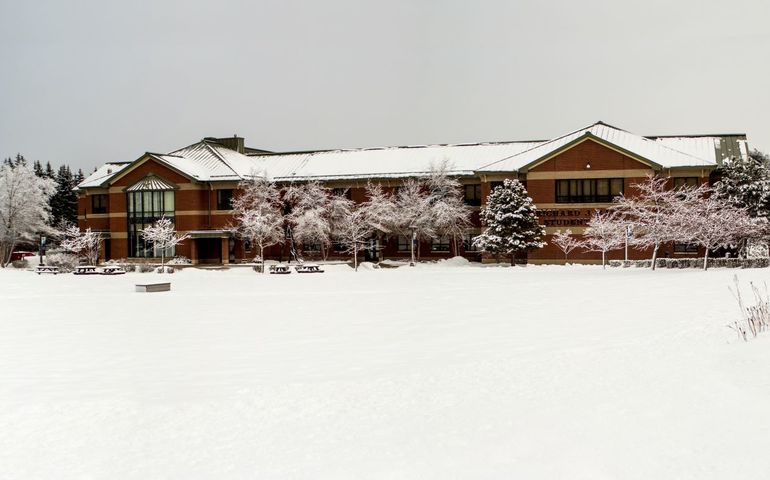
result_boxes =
[76,121,749,264]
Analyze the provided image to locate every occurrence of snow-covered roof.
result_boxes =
[78,162,131,189]
[477,122,719,173]
[77,122,749,190]
[126,174,177,191]
[250,141,546,182]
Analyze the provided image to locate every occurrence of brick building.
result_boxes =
[76,121,749,264]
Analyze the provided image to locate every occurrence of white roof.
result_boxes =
[78,163,131,189]
[251,141,546,182]
[77,123,747,190]
[477,122,717,172]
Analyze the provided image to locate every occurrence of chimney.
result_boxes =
[213,135,245,153]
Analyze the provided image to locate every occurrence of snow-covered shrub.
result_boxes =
[729,276,770,341]
[138,263,155,273]
[11,258,28,269]
[44,252,79,272]
[155,266,175,274]
[167,256,191,265]
[608,260,623,268]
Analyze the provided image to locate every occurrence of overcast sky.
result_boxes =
[1,0,768,173]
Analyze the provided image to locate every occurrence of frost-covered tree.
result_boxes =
[231,175,284,273]
[0,163,56,267]
[426,160,471,255]
[284,181,332,259]
[141,216,190,269]
[473,179,545,264]
[331,195,372,271]
[391,178,435,265]
[551,229,581,261]
[613,175,706,270]
[674,187,760,270]
[59,223,103,266]
[582,210,625,269]
[714,150,770,217]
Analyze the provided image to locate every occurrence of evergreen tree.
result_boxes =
[33,160,44,177]
[44,161,55,179]
[50,165,78,226]
[714,150,770,217]
[473,179,546,264]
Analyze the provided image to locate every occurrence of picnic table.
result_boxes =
[74,265,100,275]
[101,266,126,275]
[294,264,324,273]
[269,264,291,274]
[35,265,59,275]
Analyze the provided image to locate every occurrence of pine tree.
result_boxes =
[44,161,54,179]
[33,160,44,177]
[473,179,546,264]
[50,165,78,226]
[714,150,770,217]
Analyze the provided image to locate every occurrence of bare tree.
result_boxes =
[231,175,284,273]
[582,210,625,269]
[551,229,581,261]
[0,163,55,267]
[284,181,332,259]
[613,175,707,270]
[674,187,760,270]
[392,178,435,265]
[141,216,190,269]
[426,160,471,256]
[59,224,103,266]
[331,195,372,271]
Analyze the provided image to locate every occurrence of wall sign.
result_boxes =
[538,208,594,227]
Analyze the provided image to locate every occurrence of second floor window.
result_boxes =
[216,189,234,210]
[91,194,108,214]
[464,184,481,206]
[556,178,623,203]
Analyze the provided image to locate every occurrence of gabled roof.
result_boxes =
[125,174,178,191]
[77,162,132,189]
[477,122,718,173]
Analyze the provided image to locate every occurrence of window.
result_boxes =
[397,235,411,252]
[556,178,623,203]
[91,194,108,214]
[333,242,346,252]
[674,243,699,254]
[431,236,451,252]
[673,177,699,190]
[463,233,478,252]
[464,184,481,206]
[127,190,176,258]
[490,181,504,192]
[216,189,234,210]
[303,242,321,252]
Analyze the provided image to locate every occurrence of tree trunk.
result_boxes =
[703,244,710,271]
[409,230,416,266]
[650,243,659,271]
[259,244,265,274]
[602,250,606,269]
[354,247,358,271]
[510,252,515,266]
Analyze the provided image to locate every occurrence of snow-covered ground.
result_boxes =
[1,261,770,479]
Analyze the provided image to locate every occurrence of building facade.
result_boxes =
[76,121,749,264]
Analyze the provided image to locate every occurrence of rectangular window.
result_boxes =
[397,235,411,252]
[674,243,699,253]
[673,177,699,190]
[463,233,478,252]
[464,184,481,206]
[555,178,623,203]
[127,190,176,258]
[216,189,234,210]
[431,236,451,252]
[303,242,321,252]
[91,194,108,214]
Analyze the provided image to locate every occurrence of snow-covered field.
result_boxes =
[2,261,770,479]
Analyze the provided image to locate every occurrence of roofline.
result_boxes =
[246,139,550,158]
[645,133,748,139]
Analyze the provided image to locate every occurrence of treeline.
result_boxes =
[2,154,85,227]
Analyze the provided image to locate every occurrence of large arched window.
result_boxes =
[126,175,177,257]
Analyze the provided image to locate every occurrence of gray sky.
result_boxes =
[1,0,768,173]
